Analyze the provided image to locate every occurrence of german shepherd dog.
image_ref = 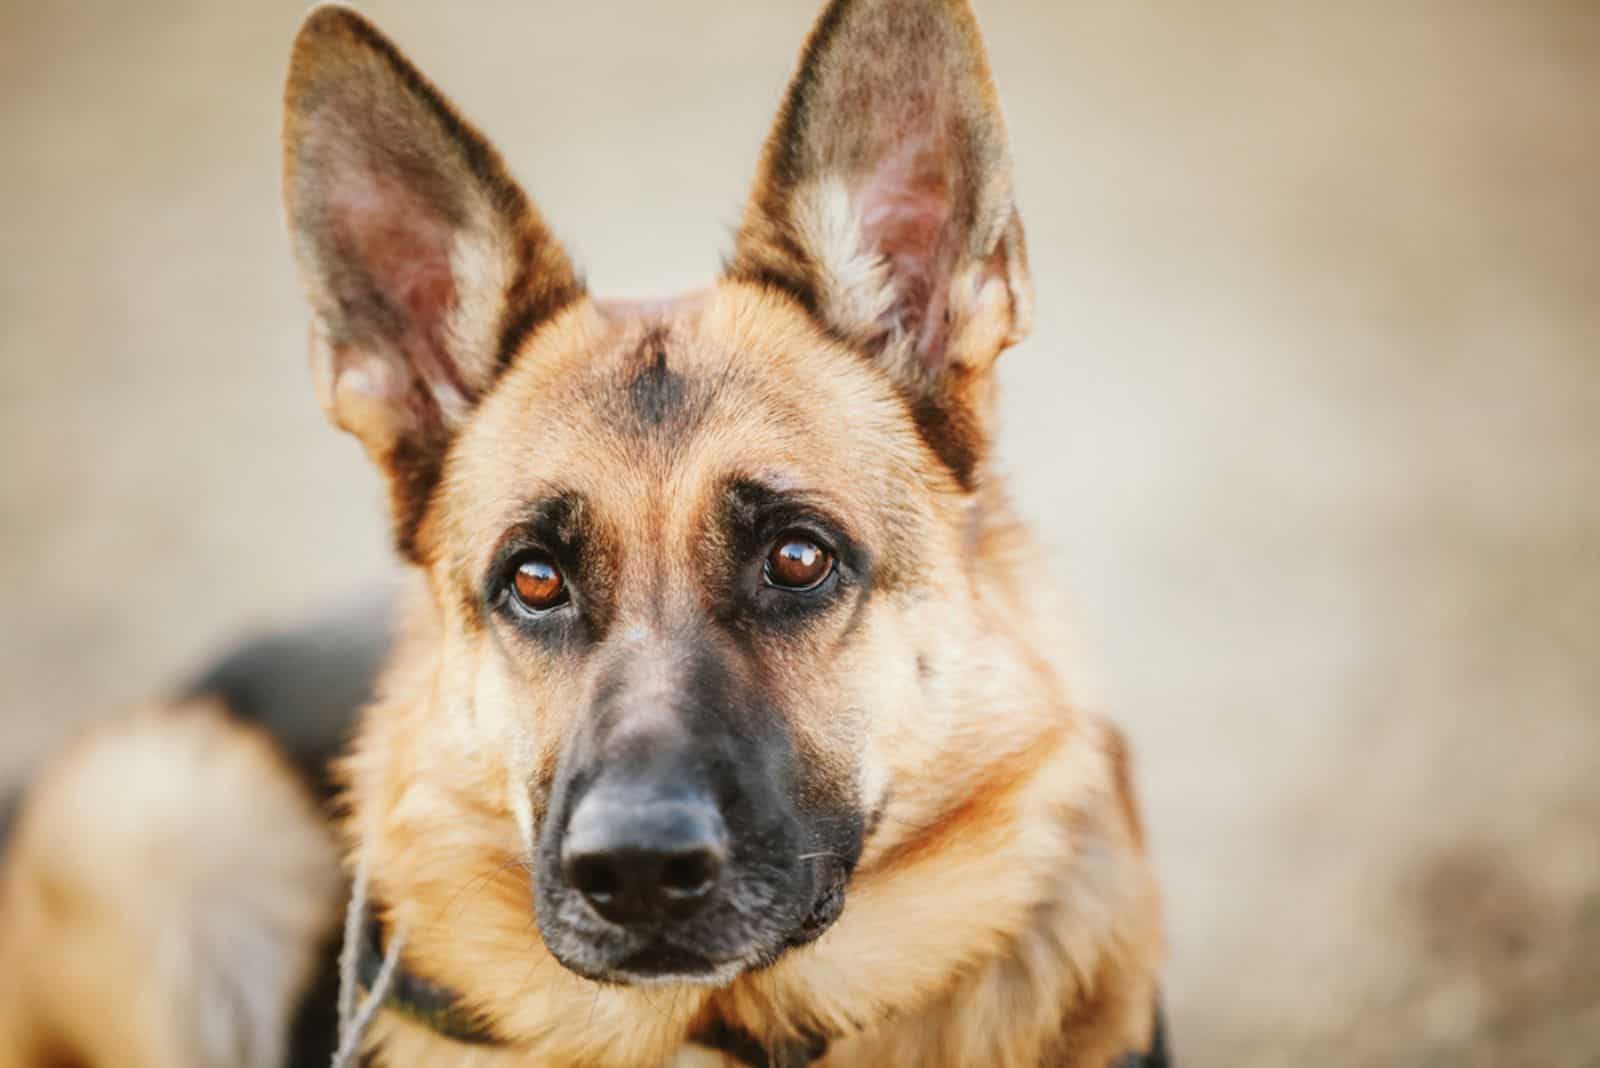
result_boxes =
[0,2,1168,1065]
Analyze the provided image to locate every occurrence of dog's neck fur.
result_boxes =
[339,475,1164,1068]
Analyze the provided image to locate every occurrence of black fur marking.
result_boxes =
[764,0,855,201]
[492,252,585,374]
[906,391,981,492]
[356,911,505,1046]
[727,259,823,324]
[1108,999,1172,1067]
[604,331,708,440]
[387,430,448,564]
[714,479,870,637]
[627,341,689,429]
[0,788,18,859]
[718,480,868,577]
[485,492,614,649]
[173,600,394,1066]
[322,12,500,217]
[690,1017,830,1067]
[179,599,392,800]
[284,927,343,1068]
[0,629,369,1067]
[723,0,855,319]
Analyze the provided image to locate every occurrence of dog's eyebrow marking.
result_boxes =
[481,491,591,602]
[491,492,588,558]
[482,490,618,643]
[718,477,871,582]
[720,477,852,531]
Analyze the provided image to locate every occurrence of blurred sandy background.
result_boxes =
[3,1,1597,1063]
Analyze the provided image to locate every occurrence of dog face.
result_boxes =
[283,0,1031,993]
[449,293,940,982]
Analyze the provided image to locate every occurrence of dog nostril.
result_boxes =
[660,850,719,899]
[569,855,621,902]
[560,796,728,924]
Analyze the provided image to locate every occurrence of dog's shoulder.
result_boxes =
[179,598,392,797]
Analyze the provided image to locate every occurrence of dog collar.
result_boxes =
[355,914,502,1045]
[358,916,1165,1067]
[356,915,824,1065]
[689,1017,829,1067]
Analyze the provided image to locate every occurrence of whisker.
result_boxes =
[435,855,534,929]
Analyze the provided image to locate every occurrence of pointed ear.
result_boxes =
[727,0,1032,397]
[282,5,582,560]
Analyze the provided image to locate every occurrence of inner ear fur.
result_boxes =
[727,0,1033,413]
[282,5,582,560]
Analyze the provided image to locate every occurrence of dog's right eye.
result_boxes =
[764,533,835,591]
[508,553,569,614]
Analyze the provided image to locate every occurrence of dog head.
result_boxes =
[282,0,1031,996]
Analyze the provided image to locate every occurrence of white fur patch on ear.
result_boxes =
[791,176,918,372]
[440,219,521,420]
[727,0,1031,398]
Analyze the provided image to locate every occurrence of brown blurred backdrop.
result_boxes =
[3,2,1597,1064]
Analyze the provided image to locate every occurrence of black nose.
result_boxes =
[560,794,727,927]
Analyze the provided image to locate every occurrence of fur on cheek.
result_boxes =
[466,647,545,851]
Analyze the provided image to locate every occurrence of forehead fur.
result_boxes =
[428,282,956,585]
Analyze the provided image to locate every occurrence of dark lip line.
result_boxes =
[575,951,742,986]
[551,878,851,985]
[621,943,727,967]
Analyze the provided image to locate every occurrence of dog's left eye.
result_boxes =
[509,553,569,613]
[764,534,834,591]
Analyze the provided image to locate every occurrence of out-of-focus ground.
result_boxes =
[3,2,1597,1063]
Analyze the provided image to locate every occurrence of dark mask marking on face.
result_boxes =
[483,491,615,649]
[703,479,872,641]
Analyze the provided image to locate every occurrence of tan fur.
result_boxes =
[0,704,340,1068]
[1,3,1163,1066]
[331,281,1163,1067]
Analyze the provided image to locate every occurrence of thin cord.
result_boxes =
[330,921,404,1068]
[330,837,407,1068]
[335,843,372,1037]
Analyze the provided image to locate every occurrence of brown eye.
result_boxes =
[764,534,834,591]
[510,554,567,612]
